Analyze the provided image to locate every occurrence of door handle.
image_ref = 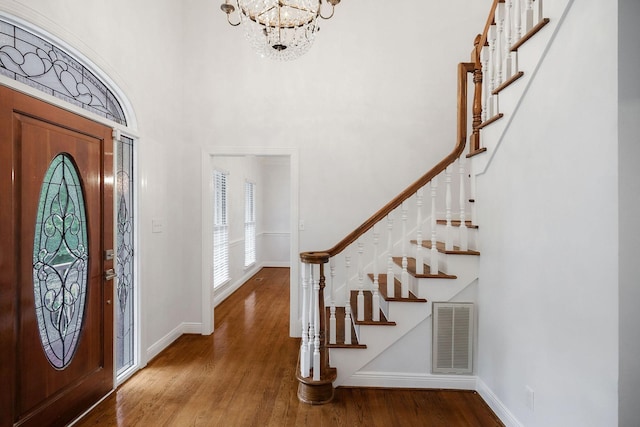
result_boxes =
[104,268,116,281]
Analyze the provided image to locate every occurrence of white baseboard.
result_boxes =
[476,378,523,427]
[262,261,290,267]
[182,322,203,334]
[146,322,204,362]
[342,371,477,390]
[213,265,262,307]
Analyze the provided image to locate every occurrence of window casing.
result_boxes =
[116,136,135,377]
[213,171,229,287]
[244,181,256,267]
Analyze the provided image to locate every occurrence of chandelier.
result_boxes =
[220,0,342,60]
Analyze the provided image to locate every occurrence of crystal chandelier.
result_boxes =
[220,0,342,60]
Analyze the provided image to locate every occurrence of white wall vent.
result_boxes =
[432,302,474,374]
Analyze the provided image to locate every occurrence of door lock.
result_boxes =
[104,268,116,281]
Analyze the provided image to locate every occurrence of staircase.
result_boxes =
[328,223,480,388]
[296,0,573,404]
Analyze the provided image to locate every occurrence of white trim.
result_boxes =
[476,378,524,427]
[343,371,477,390]
[260,231,290,237]
[112,133,143,385]
[201,149,215,335]
[145,322,202,363]
[262,261,290,268]
[214,264,262,307]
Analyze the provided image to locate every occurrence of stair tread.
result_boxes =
[478,113,504,129]
[436,219,479,229]
[350,291,396,326]
[510,18,550,52]
[326,306,366,349]
[492,71,524,95]
[411,240,480,256]
[367,274,427,302]
[392,256,457,279]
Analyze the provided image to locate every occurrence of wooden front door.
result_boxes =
[0,86,114,427]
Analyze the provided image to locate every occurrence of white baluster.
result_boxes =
[415,188,424,275]
[459,157,469,251]
[307,265,315,374]
[300,262,310,377]
[372,225,380,322]
[515,0,523,41]
[312,265,321,381]
[445,166,453,251]
[344,251,352,345]
[495,2,505,86]
[386,213,395,298]
[401,202,409,298]
[481,45,489,123]
[525,0,534,33]
[488,24,497,117]
[356,239,365,322]
[504,0,513,79]
[537,0,544,25]
[430,177,439,275]
[329,257,336,345]
[469,161,477,227]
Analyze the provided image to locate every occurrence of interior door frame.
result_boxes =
[201,146,300,337]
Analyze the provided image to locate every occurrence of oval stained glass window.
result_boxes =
[32,154,89,370]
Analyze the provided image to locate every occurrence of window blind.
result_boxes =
[244,181,256,267]
[213,171,229,287]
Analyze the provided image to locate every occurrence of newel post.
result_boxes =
[296,252,337,405]
[471,35,484,153]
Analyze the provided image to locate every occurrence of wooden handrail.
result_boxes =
[475,0,502,66]
[301,62,476,264]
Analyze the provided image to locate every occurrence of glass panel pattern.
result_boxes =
[244,181,256,267]
[116,136,135,375]
[33,154,88,370]
[0,19,127,125]
[213,170,229,287]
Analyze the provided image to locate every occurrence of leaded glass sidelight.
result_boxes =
[33,154,88,370]
[116,136,135,376]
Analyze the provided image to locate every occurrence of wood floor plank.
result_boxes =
[75,267,502,427]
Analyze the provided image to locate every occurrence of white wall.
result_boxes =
[182,0,488,255]
[259,156,291,266]
[475,1,619,426]
[618,0,640,425]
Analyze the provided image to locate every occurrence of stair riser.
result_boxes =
[434,223,479,250]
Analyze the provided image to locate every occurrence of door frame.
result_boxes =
[0,10,141,386]
[201,146,300,337]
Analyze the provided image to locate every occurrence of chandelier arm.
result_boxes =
[221,1,242,26]
[282,3,314,13]
[318,3,336,20]
[256,5,277,20]
[226,13,242,26]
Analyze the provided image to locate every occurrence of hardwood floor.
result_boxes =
[76,267,503,426]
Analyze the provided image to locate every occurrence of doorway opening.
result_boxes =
[202,150,300,336]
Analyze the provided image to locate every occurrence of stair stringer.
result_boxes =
[472,0,575,176]
[330,253,478,387]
